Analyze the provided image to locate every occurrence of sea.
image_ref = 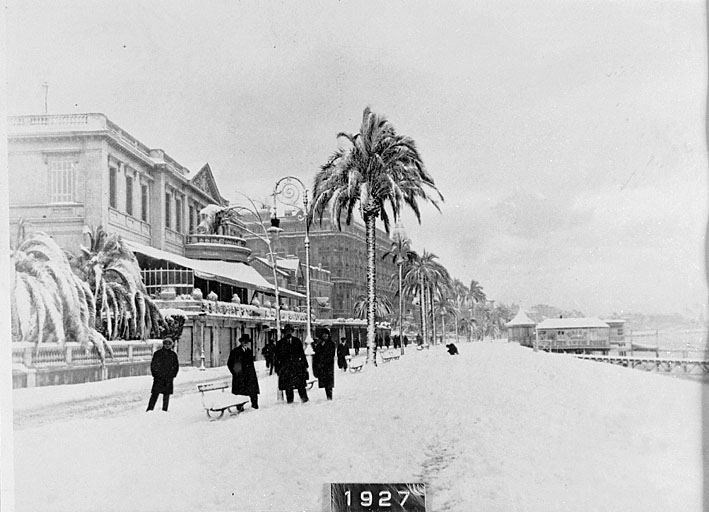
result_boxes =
[624,327,709,384]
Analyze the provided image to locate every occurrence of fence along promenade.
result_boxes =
[12,340,162,388]
[574,350,709,376]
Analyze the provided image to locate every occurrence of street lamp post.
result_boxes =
[271,176,314,366]
[205,195,283,342]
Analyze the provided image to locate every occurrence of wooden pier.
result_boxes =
[575,354,709,375]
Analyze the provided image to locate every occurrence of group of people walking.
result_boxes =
[146,325,350,412]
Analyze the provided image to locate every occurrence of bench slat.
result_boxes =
[197,382,229,393]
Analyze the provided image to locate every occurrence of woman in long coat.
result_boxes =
[313,329,336,400]
[274,324,309,403]
[227,333,260,409]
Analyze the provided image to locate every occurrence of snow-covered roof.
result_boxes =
[276,258,300,271]
[536,317,609,329]
[506,309,536,327]
[253,256,290,277]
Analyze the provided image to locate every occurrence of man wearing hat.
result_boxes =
[313,328,336,400]
[274,324,309,403]
[227,333,260,409]
[147,338,180,412]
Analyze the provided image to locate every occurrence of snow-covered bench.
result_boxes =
[416,344,430,351]
[348,358,365,372]
[381,351,400,363]
[197,382,250,419]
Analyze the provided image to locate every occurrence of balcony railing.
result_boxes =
[203,299,307,323]
[10,114,89,126]
[186,234,248,247]
[537,338,610,350]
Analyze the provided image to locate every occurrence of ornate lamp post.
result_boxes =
[206,193,283,342]
[271,176,314,364]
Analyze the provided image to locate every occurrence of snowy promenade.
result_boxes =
[11,342,704,512]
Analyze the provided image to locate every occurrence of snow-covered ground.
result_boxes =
[10,342,704,512]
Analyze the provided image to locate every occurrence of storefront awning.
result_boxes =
[125,240,304,299]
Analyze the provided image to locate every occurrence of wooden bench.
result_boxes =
[197,382,250,419]
[348,359,365,372]
[381,351,400,363]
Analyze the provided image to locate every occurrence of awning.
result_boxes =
[125,240,304,299]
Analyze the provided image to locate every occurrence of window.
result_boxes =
[109,167,117,208]
[165,193,171,229]
[188,205,195,233]
[175,197,183,233]
[125,176,133,216]
[47,156,76,203]
[141,184,149,222]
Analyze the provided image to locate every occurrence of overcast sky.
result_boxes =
[5,0,707,317]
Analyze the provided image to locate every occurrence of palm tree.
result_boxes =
[402,250,447,345]
[353,294,393,321]
[434,296,457,345]
[310,107,443,363]
[382,223,412,355]
[12,231,111,359]
[468,279,486,336]
[69,226,162,341]
[427,261,451,344]
[451,278,469,343]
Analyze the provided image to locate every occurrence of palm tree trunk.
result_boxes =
[419,275,427,346]
[441,314,446,345]
[428,286,436,345]
[455,316,459,344]
[398,262,404,355]
[365,213,377,365]
[471,302,476,340]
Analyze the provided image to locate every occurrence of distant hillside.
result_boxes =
[620,312,706,333]
[526,304,585,323]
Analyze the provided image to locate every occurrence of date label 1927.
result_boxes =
[330,483,426,512]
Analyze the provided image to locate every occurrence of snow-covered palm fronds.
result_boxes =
[73,226,164,341]
[11,232,111,359]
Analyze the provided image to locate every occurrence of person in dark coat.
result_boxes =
[146,338,180,412]
[446,343,459,355]
[312,329,336,400]
[336,337,349,371]
[227,333,260,409]
[262,336,276,376]
[353,337,360,356]
[274,324,309,404]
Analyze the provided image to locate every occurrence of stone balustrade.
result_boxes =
[12,340,162,369]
